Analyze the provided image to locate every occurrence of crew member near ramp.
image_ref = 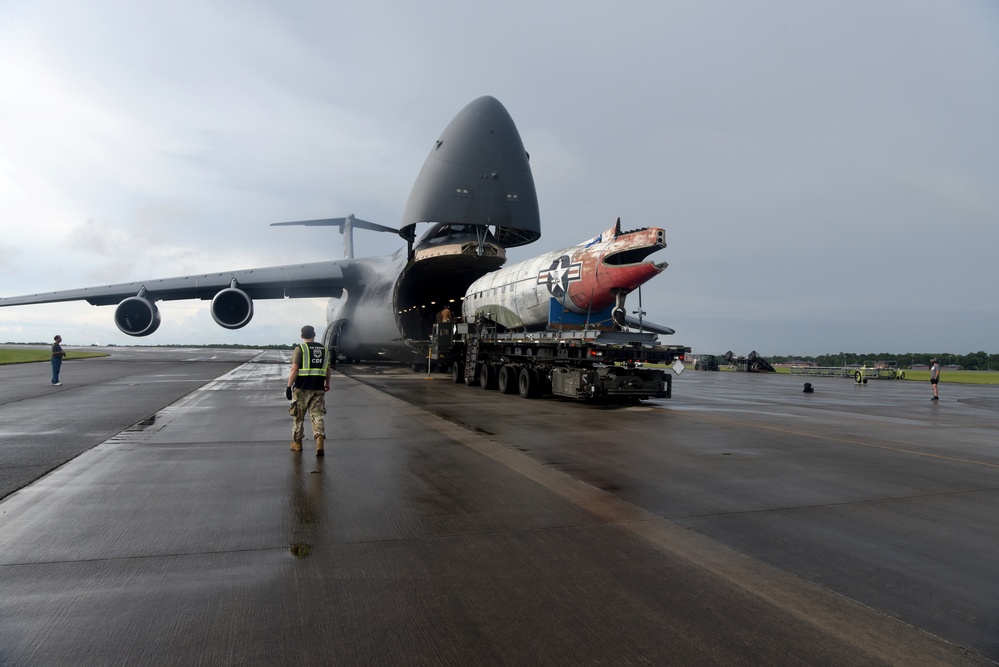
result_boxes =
[286,325,332,456]
[51,335,66,386]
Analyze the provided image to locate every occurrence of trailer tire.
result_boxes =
[451,362,465,384]
[498,366,518,394]
[518,367,540,399]
[480,363,497,390]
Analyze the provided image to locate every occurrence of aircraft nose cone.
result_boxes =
[401,96,541,248]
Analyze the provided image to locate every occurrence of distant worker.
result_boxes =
[929,358,941,401]
[51,335,66,386]
[440,305,452,322]
[285,325,332,456]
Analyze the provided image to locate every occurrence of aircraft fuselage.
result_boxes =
[462,220,668,331]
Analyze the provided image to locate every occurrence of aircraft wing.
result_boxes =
[0,260,348,307]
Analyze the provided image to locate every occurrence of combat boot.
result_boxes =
[315,436,325,457]
[290,441,303,452]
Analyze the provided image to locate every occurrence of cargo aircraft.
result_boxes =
[1,96,673,364]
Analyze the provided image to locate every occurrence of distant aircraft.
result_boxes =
[1,96,673,363]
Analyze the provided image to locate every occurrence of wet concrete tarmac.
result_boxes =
[1,351,996,665]
[0,346,260,500]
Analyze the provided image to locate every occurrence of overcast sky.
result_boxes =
[1,1,996,356]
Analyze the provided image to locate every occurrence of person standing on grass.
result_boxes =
[51,335,66,385]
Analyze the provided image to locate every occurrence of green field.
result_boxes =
[768,366,999,385]
[3,349,997,385]
[891,369,999,385]
[0,349,110,365]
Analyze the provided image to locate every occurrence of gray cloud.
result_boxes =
[1,0,997,354]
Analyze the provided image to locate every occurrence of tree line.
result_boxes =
[769,352,994,371]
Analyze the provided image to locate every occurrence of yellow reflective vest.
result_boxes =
[296,342,329,388]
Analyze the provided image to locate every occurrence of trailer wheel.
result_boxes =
[451,362,465,384]
[518,367,540,399]
[498,366,518,394]
[480,363,497,390]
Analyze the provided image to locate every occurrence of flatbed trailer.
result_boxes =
[431,319,689,401]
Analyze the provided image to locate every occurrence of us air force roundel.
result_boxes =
[537,255,582,299]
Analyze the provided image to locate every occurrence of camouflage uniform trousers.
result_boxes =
[289,388,327,442]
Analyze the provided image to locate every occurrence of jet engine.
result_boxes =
[114,295,161,336]
[210,287,254,329]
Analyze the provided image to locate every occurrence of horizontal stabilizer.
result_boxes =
[270,217,398,235]
[623,315,674,335]
[271,214,398,259]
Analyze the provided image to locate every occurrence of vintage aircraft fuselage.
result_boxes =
[462,220,668,331]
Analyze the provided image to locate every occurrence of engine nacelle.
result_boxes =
[211,287,254,329]
[114,296,161,336]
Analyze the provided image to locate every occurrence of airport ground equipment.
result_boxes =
[789,366,853,378]
[857,360,904,380]
[723,351,776,373]
[693,354,719,371]
[789,361,905,381]
[431,319,688,401]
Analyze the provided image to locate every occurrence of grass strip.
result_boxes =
[0,349,111,365]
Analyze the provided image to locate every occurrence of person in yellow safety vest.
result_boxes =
[285,325,333,456]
